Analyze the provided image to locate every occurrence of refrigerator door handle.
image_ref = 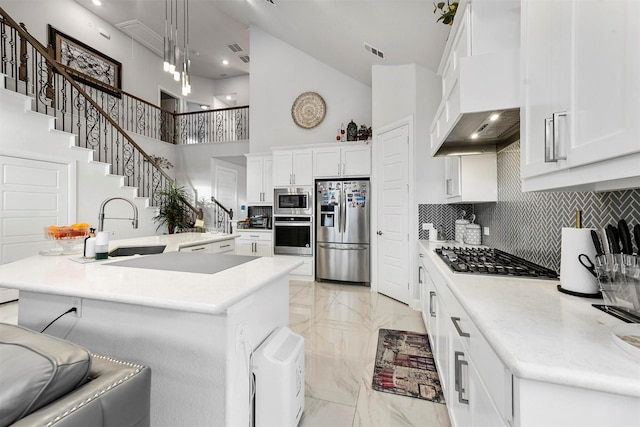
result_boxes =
[341,188,347,234]
[318,243,368,251]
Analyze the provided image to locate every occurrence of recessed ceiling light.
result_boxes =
[470,133,479,139]
[92,0,102,6]
[200,105,208,110]
[226,95,232,101]
[222,60,229,66]
[490,113,500,121]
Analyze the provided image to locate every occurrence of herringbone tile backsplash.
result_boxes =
[419,141,640,272]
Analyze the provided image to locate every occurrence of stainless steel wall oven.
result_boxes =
[273,216,313,255]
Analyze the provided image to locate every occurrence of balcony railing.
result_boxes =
[175,106,249,145]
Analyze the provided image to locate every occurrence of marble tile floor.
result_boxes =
[290,280,451,427]
[0,283,451,427]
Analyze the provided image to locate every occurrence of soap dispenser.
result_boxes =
[84,228,97,258]
[95,231,109,260]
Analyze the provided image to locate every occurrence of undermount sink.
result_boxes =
[108,245,167,257]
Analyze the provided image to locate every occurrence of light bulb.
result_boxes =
[168,63,175,74]
[174,70,180,81]
[163,62,170,72]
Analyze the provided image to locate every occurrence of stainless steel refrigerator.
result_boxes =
[316,179,370,284]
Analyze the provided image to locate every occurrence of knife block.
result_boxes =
[559,227,599,296]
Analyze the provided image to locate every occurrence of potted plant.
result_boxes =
[433,1,458,26]
[153,183,193,234]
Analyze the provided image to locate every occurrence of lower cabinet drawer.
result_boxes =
[209,239,235,253]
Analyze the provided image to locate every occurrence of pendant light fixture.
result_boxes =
[163,0,190,95]
[181,0,191,95]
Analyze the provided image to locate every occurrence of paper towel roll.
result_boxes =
[559,227,599,295]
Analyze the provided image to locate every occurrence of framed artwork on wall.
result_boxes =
[48,25,122,96]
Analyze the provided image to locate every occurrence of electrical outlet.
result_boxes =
[71,298,82,317]
[422,223,432,231]
[483,227,490,236]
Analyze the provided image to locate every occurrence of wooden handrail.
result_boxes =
[0,7,173,184]
[210,196,233,219]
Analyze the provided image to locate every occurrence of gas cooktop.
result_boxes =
[435,247,558,280]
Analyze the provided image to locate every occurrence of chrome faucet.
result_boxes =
[98,197,139,232]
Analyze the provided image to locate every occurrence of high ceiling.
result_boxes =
[72,0,451,87]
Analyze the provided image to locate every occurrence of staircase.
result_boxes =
[0,75,160,240]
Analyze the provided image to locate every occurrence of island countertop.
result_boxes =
[0,233,302,315]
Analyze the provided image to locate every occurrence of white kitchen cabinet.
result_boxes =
[521,0,640,191]
[444,154,497,203]
[272,149,313,187]
[419,244,512,427]
[235,230,272,257]
[246,154,273,204]
[313,143,371,178]
[430,0,521,156]
[179,238,236,254]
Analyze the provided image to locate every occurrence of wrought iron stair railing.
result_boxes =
[0,8,199,221]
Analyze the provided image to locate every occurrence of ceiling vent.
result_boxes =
[219,73,228,78]
[238,55,250,63]
[364,43,384,60]
[227,43,244,53]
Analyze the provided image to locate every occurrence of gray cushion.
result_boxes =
[0,324,90,427]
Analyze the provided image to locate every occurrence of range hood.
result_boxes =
[431,49,521,157]
[435,108,520,156]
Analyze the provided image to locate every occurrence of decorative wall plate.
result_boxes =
[291,92,326,129]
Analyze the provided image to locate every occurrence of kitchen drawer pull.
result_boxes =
[191,247,206,252]
[220,244,230,248]
[455,351,469,405]
[451,316,470,338]
[429,291,436,317]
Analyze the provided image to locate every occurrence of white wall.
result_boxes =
[249,27,372,153]
[174,141,249,204]
[372,64,444,204]
[1,0,215,107]
[213,75,250,108]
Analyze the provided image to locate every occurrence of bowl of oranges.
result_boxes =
[44,223,90,254]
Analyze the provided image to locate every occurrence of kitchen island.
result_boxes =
[418,240,640,427]
[0,233,302,427]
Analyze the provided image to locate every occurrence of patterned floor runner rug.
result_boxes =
[372,328,445,403]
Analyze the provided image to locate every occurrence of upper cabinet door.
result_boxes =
[292,150,313,186]
[272,151,294,187]
[567,0,640,167]
[313,147,341,177]
[246,156,265,204]
[521,0,640,190]
[520,0,572,179]
[341,145,371,177]
[263,157,273,203]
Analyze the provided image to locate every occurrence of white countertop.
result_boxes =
[419,240,640,398]
[0,233,301,315]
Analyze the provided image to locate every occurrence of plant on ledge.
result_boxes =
[433,1,458,26]
[153,184,193,234]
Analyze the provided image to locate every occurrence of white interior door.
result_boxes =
[376,124,410,304]
[0,156,70,265]
[0,156,70,303]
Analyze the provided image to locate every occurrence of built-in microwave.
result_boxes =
[274,187,313,216]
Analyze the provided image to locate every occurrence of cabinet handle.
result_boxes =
[454,351,469,405]
[418,266,423,284]
[429,291,436,317]
[220,244,230,248]
[544,113,568,162]
[445,178,453,195]
[191,247,206,252]
[451,316,470,338]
